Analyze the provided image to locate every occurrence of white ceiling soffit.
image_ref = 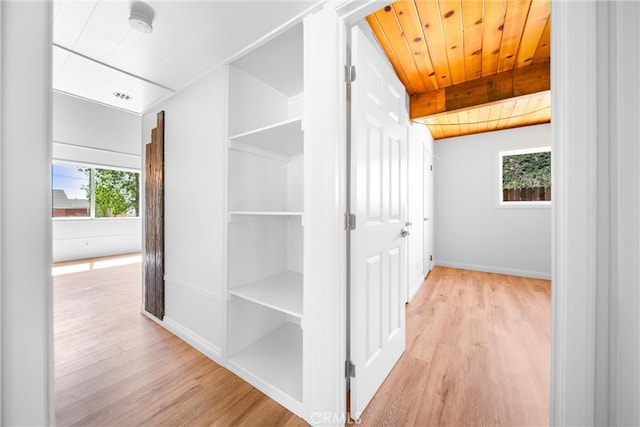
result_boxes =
[232,23,303,97]
[52,0,322,113]
[52,45,172,113]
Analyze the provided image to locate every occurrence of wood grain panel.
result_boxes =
[371,6,425,94]
[497,0,531,73]
[461,0,484,81]
[411,59,550,118]
[439,0,466,85]
[481,0,509,77]
[392,1,438,91]
[366,0,551,137]
[516,0,550,67]
[532,15,551,63]
[421,91,550,139]
[414,0,452,88]
[366,14,415,95]
[145,111,165,320]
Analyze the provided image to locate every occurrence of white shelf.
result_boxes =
[228,322,302,402]
[229,118,303,157]
[228,211,303,222]
[229,211,302,216]
[230,271,303,318]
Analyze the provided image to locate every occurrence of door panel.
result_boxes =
[350,25,408,420]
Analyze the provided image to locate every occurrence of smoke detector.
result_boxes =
[129,2,154,34]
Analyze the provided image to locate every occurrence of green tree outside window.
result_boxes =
[81,167,140,217]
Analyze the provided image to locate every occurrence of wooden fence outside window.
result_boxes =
[503,186,551,202]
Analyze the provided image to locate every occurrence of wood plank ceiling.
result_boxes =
[366,0,551,139]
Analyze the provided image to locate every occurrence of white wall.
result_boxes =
[406,123,429,301]
[434,123,551,279]
[1,1,53,424]
[141,68,227,359]
[52,91,142,262]
[423,134,434,275]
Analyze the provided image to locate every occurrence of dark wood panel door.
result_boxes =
[145,111,165,320]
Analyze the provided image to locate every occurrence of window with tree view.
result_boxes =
[499,147,551,204]
[52,164,140,218]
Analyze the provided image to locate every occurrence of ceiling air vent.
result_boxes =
[113,91,132,101]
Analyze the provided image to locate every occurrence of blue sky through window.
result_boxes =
[51,164,89,200]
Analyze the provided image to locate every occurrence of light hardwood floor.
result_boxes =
[359,266,551,426]
[53,255,306,426]
[54,258,549,426]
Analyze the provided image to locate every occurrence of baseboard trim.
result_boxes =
[433,260,551,280]
[140,310,223,364]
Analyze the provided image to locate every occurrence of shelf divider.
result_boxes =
[227,322,302,403]
[229,271,303,318]
[229,117,303,157]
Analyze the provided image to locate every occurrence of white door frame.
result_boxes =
[552,2,640,425]
[335,0,621,425]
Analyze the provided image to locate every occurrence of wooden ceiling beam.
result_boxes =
[410,59,550,120]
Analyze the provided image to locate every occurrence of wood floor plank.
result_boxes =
[359,266,550,426]
[55,257,549,426]
[53,254,306,427]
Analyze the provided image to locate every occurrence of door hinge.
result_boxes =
[345,359,356,378]
[430,164,433,171]
[345,213,356,231]
[345,65,356,84]
[430,255,433,261]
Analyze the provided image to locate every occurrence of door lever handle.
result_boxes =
[401,226,410,237]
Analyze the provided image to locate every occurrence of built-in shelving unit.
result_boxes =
[225,22,306,415]
[228,211,303,221]
[229,117,303,157]
[227,322,302,402]
[229,271,303,318]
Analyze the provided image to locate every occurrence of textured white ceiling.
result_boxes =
[52,0,322,113]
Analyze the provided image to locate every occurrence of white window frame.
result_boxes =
[51,161,141,220]
[497,145,552,208]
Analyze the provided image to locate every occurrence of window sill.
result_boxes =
[52,216,141,221]
[496,201,551,209]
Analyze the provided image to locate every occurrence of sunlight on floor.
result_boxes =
[52,254,142,277]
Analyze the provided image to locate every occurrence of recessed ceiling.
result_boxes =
[366,0,551,139]
[52,0,322,113]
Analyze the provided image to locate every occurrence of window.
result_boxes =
[52,163,140,218]
[498,147,551,206]
[52,164,91,217]
[93,168,140,218]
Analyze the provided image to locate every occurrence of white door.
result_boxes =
[349,25,408,420]
[423,146,433,275]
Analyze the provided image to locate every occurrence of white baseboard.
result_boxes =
[140,310,223,364]
[433,260,551,280]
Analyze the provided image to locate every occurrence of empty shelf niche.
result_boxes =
[230,271,302,317]
[229,118,303,158]
[229,322,302,402]
[227,149,303,213]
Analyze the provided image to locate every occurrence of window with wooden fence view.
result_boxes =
[500,147,551,204]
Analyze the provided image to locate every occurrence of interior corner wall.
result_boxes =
[433,123,551,279]
[51,92,142,262]
[407,122,428,301]
[141,67,227,360]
